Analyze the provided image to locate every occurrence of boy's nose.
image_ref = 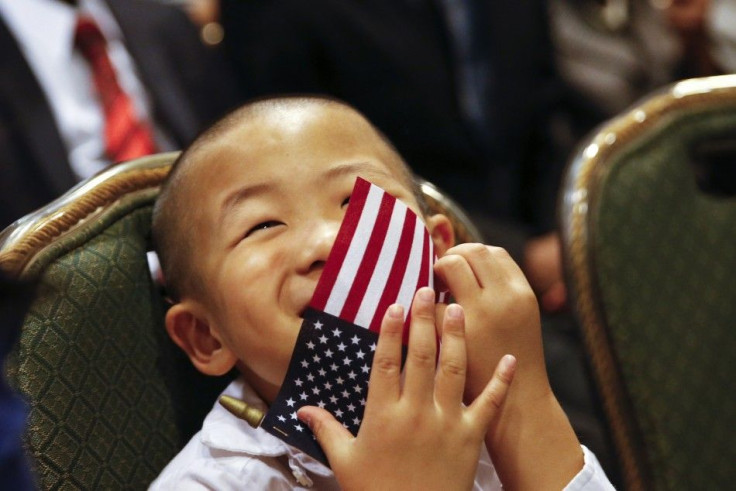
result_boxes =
[296,219,340,276]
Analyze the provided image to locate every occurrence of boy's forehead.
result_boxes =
[194,104,405,185]
[236,103,383,147]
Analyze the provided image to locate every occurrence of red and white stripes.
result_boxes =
[309,178,446,339]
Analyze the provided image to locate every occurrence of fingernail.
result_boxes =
[388,304,404,319]
[418,288,435,303]
[500,354,517,374]
[446,303,463,319]
[297,409,312,429]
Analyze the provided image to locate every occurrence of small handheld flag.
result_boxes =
[260,177,446,465]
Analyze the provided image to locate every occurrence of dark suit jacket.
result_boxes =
[0,0,241,229]
[221,0,586,258]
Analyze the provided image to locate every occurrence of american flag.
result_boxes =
[261,177,445,465]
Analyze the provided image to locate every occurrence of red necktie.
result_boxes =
[74,17,157,164]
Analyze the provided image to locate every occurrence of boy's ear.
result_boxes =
[427,213,455,256]
[165,301,237,376]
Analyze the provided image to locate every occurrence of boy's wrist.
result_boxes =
[486,389,583,489]
[464,347,550,406]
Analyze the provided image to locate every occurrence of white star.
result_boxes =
[314,320,323,330]
[347,403,356,412]
[353,417,361,426]
[356,350,365,359]
[370,342,377,352]
[347,370,357,380]
[312,387,321,395]
[335,409,344,418]
[312,354,321,363]
[325,349,334,358]
[318,400,326,408]
[300,392,308,401]
[318,368,327,377]
[286,398,295,407]
[295,424,304,432]
[351,335,360,345]
[343,357,352,366]
[306,341,315,350]
[291,412,298,420]
[336,376,345,385]
[342,389,350,398]
[332,327,342,337]
[330,395,339,404]
[307,373,315,382]
[278,415,286,423]
[295,378,303,387]
[360,398,366,406]
[300,360,309,368]
[361,364,370,374]
[330,363,339,371]
[319,334,329,344]
[324,381,332,390]
[337,342,347,351]
[354,385,363,394]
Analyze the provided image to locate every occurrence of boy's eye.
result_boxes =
[244,220,282,238]
[341,195,351,207]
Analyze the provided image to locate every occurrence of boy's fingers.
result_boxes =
[434,253,480,301]
[403,288,439,403]
[433,304,467,409]
[365,304,404,408]
[298,406,353,464]
[467,354,516,427]
[443,243,502,290]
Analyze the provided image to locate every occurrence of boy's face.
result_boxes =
[176,104,445,403]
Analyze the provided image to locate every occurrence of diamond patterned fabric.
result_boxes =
[7,206,231,489]
[593,110,736,489]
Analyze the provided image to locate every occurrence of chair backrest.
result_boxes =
[559,75,736,490]
[0,152,481,489]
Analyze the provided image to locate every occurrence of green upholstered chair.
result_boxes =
[0,152,481,489]
[559,75,736,491]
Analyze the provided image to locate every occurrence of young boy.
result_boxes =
[149,96,613,489]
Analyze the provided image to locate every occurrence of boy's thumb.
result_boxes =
[297,406,353,461]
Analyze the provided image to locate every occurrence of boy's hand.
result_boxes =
[434,244,547,404]
[298,288,516,491]
[434,244,583,489]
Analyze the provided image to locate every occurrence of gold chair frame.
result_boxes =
[559,74,736,490]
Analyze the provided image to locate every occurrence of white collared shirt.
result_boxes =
[150,377,614,490]
[0,0,171,180]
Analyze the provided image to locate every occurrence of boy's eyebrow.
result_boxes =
[219,161,393,226]
[324,161,393,180]
[219,182,273,224]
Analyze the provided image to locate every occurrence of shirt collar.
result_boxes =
[0,0,77,62]
[200,377,334,478]
[0,0,122,63]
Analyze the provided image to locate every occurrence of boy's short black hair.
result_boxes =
[152,96,426,302]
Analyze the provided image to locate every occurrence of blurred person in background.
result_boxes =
[0,0,241,229]
[548,0,735,121]
[708,0,736,72]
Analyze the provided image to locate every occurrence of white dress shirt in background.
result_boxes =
[0,0,172,180]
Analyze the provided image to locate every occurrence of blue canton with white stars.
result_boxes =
[261,308,380,466]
